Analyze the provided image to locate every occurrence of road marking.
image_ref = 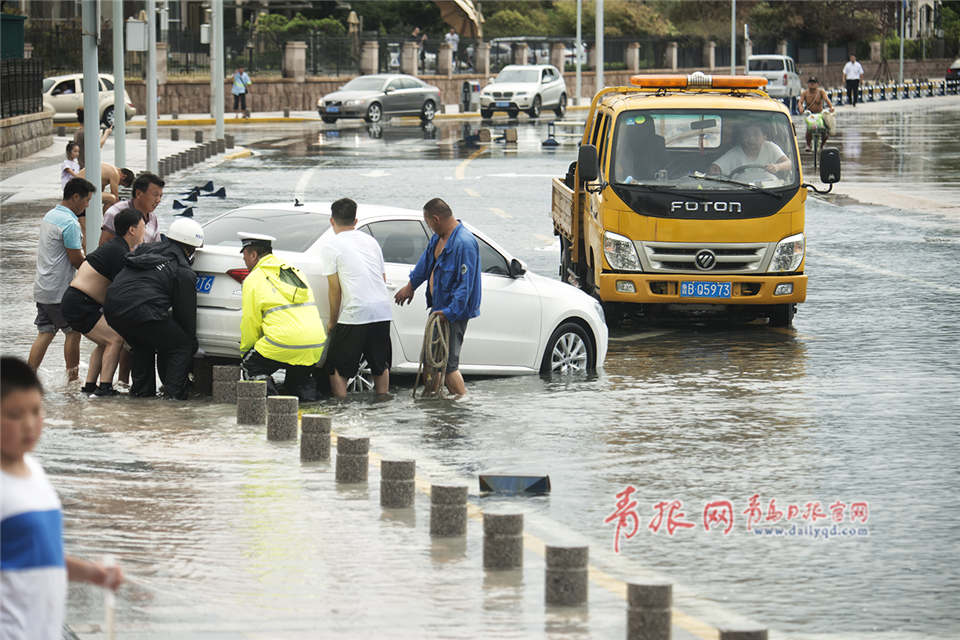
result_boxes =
[811,249,960,295]
[317,428,719,640]
[490,207,512,219]
[455,147,488,180]
[294,166,319,202]
[608,330,673,343]
[464,187,480,197]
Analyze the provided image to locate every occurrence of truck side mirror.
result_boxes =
[578,144,599,183]
[819,147,841,183]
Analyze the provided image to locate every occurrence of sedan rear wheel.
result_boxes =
[540,322,594,375]
[420,99,437,122]
[365,102,383,123]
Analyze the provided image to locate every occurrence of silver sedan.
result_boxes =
[317,74,441,124]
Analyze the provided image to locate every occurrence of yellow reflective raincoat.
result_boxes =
[240,253,326,365]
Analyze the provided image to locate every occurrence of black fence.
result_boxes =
[1,58,44,118]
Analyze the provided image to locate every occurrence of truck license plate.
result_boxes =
[680,281,731,298]
[495,101,509,108]
[196,275,215,294]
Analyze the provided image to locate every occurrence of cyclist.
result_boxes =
[798,76,835,151]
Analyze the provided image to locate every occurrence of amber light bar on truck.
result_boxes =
[630,72,768,90]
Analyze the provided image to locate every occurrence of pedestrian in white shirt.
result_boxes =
[320,198,394,399]
[842,55,865,107]
[444,28,460,70]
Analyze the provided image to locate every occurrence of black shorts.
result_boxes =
[445,318,468,373]
[34,302,74,335]
[325,321,392,379]
[61,286,103,335]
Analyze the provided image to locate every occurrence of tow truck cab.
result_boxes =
[551,72,841,327]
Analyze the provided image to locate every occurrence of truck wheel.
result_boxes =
[540,322,595,374]
[769,303,795,328]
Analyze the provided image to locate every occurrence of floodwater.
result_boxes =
[1,98,958,638]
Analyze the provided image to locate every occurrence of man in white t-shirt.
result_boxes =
[320,198,393,398]
[709,124,791,181]
[842,55,865,107]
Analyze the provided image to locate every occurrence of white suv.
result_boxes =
[479,64,567,119]
[746,55,802,100]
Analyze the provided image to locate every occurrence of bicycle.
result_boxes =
[803,110,829,170]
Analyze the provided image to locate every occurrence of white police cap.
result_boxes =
[238,232,276,252]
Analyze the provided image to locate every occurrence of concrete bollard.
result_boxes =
[236,380,267,425]
[266,395,298,441]
[627,583,672,640]
[195,130,203,143]
[206,140,216,157]
[300,414,331,461]
[380,459,416,508]
[157,159,166,178]
[211,365,240,403]
[216,138,225,153]
[335,436,369,483]
[545,545,588,606]
[430,485,468,537]
[139,127,147,140]
[193,146,203,164]
[225,134,235,149]
[181,151,191,168]
[504,128,518,143]
[718,630,767,640]
[171,112,178,119]
[483,512,523,569]
[170,128,179,141]
[57,126,66,137]
[283,107,290,118]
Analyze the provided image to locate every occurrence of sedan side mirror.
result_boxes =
[578,144,599,183]
[509,258,526,278]
[384,86,393,94]
[819,147,841,183]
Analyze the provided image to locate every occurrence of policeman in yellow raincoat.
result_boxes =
[238,232,326,400]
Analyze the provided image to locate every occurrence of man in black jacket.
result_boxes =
[104,218,204,399]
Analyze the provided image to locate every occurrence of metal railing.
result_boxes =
[1,58,44,118]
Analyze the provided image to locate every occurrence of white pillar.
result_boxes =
[146,0,158,173]
[112,0,125,170]
[730,0,736,75]
[213,0,224,139]
[82,0,102,252]
[575,0,582,105]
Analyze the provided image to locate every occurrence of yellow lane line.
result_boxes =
[455,146,488,180]
[490,207,512,219]
[224,149,253,161]
[465,188,481,197]
[313,422,715,639]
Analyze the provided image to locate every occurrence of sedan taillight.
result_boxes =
[227,268,250,283]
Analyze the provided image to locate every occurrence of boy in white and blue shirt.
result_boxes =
[1,356,123,638]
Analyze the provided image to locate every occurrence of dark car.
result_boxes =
[317,74,441,124]
[947,58,960,81]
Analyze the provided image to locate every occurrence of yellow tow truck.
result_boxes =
[551,72,840,327]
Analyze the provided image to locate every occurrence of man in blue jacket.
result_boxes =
[394,198,480,396]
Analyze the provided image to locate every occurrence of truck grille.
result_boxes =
[638,241,771,274]
[491,91,514,98]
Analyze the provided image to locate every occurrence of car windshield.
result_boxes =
[496,69,540,83]
[42,78,55,93]
[341,77,386,91]
[202,209,328,252]
[610,109,799,190]
[748,59,785,71]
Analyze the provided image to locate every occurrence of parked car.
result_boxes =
[947,58,960,80]
[192,202,607,389]
[318,74,440,124]
[479,64,567,119]
[746,55,802,100]
[42,73,136,126]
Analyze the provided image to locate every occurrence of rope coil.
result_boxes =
[413,313,449,398]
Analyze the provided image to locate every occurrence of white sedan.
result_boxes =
[479,65,567,119]
[192,202,607,389]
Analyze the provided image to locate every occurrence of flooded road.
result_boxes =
[1,99,958,638]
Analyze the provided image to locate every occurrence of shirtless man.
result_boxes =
[61,208,145,396]
[79,163,134,210]
[798,76,835,150]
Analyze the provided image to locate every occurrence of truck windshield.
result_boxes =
[611,109,799,191]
